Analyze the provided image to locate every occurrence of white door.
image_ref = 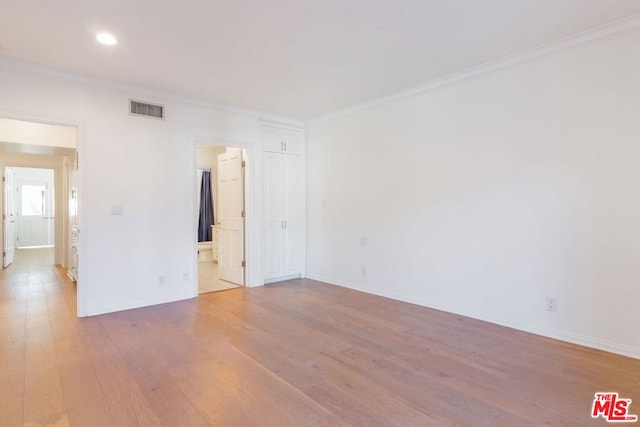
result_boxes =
[17,181,54,247]
[3,167,17,268]
[283,154,301,275]
[263,153,302,280]
[68,165,79,281]
[264,152,284,278]
[217,148,245,285]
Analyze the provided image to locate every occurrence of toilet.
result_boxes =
[197,241,213,262]
[198,224,219,263]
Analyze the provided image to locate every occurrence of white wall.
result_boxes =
[306,31,640,358]
[0,63,293,316]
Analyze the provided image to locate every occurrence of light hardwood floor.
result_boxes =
[198,261,240,294]
[1,250,639,426]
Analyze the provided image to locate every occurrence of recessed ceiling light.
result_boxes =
[96,32,118,46]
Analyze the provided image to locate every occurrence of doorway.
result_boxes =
[3,167,55,267]
[1,118,77,271]
[15,167,55,248]
[2,162,66,270]
[196,144,247,294]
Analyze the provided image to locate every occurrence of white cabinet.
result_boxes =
[68,158,79,282]
[262,123,304,282]
[262,124,303,155]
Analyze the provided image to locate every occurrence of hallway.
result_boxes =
[0,247,77,426]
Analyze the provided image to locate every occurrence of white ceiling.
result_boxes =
[1,1,640,120]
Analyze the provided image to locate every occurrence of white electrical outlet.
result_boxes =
[182,271,189,281]
[360,236,368,246]
[361,267,366,276]
[545,297,557,312]
[158,276,165,286]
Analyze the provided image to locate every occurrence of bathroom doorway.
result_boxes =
[196,144,246,294]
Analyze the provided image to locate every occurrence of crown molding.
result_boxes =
[0,56,305,127]
[3,11,640,128]
[308,13,640,125]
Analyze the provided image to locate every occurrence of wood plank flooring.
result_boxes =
[1,250,639,426]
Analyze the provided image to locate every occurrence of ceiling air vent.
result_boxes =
[129,99,165,119]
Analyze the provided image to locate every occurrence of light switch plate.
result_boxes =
[111,205,124,215]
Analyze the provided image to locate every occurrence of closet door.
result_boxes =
[263,152,284,279]
[282,154,301,275]
[281,129,302,156]
[261,121,304,283]
[263,125,285,153]
[262,125,303,155]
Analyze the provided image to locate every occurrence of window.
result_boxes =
[21,185,46,216]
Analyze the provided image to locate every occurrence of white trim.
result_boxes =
[258,120,305,132]
[0,57,305,127]
[264,274,301,284]
[0,107,82,130]
[0,109,86,317]
[87,293,194,317]
[3,14,640,126]
[75,120,88,317]
[308,13,640,124]
[306,273,640,361]
[300,126,307,279]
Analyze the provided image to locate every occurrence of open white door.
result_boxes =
[217,148,245,285]
[3,167,17,268]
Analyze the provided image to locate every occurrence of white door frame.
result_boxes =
[0,110,87,317]
[2,166,16,267]
[192,136,263,297]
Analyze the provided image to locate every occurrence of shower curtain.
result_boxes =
[198,170,214,242]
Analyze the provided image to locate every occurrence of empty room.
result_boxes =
[1,1,640,426]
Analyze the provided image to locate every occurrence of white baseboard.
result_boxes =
[87,292,195,317]
[305,273,640,360]
[264,274,301,284]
